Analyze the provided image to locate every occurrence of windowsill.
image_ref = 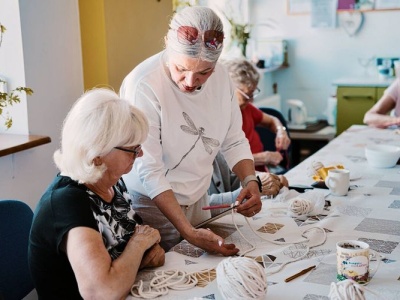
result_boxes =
[0,134,51,157]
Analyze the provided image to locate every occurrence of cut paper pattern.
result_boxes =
[260,254,278,269]
[194,269,216,288]
[170,240,206,258]
[305,248,333,261]
[185,259,198,265]
[389,200,400,209]
[303,294,329,300]
[358,237,399,254]
[303,262,336,285]
[355,218,400,237]
[337,205,372,217]
[206,223,238,238]
[283,243,308,259]
[223,229,261,253]
[248,255,268,268]
[257,222,284,234]
[344,155,366,163]
[375,181,400,195]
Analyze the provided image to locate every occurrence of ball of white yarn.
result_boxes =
[288,197,313,217]
[329,280,366,300]
[216,257,267,300]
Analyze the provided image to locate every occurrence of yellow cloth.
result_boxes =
[312,164,345,181]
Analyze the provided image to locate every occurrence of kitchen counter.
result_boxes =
[333,76,395,87]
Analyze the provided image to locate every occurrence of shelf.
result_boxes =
[256,64,289,74]
[0,134,51,157]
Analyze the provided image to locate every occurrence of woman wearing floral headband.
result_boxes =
[120,6,261,255]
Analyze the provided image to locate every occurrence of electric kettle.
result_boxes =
[287,99,307,125]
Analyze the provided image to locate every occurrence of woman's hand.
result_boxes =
[258,173,288,197]
[130,225,161,251]
[265,151,284,166]
[187,228,239,256]
[275,130,291,150]
[235,181,262,217]
[139,243,165,269]
[253,151,283,166]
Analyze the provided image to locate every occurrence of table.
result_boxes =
[128,125,400,300]
[0,134,51,157]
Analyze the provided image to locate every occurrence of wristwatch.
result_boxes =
[241,175,262,192]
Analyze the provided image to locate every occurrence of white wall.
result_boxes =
[0,0,29,134]
[201,0,400,119]
[249,0,400,120]
[0,0,84,214]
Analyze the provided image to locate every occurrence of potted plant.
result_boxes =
[224,14,251,58]
[0,23,33,129]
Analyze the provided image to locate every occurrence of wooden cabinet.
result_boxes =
[336,87,377,135]
[335,81,392,135]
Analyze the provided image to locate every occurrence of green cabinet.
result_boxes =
[336,86,382,135]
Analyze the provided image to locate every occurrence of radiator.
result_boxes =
[253,94,282,112]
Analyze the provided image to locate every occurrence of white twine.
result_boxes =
[130,269,198,298]
[216,256,267,300]
[131,204,327,298]
[328,279,384,300]
[288,197,313,217]
[229,209,327,275]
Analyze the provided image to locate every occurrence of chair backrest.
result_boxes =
[255,107,292,173]
[0,200,34,300]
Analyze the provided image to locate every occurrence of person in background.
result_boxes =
[120,6,261,255]
[223,58,291,172]
[209,152,288,216]
[28,88,165,300]
[364,78,400,128]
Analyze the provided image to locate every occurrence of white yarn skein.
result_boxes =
[216,257,267,300]
[288,197,313,217]
[328,279,383,300]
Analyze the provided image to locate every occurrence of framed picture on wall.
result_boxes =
[287,0,311,14]
[288,0,400,14]
[375,0,400,9]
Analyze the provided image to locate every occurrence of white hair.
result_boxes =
[54,88,149,184]
[166,6,224,62]
[222,58,260,88]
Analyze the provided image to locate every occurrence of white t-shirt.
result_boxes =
[120,51,253,206]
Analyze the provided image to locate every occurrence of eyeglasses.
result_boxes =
[236,87,261,100]
[114,145,142,157]
[176,26,224,50]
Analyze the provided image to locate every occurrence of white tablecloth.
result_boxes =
[128,125,400,300]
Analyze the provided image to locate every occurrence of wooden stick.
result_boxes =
[202,204,235,210]
[284,265,316,283]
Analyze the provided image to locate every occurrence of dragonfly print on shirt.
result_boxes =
[166,112,220,175]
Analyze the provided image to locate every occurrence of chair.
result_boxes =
[0,200,34,300]
[255,107,292,174]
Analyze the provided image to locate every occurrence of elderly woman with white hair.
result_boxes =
[28,88,165,299]
[120,6,262,255]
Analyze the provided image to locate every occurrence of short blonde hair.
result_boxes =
[54,88,149,184]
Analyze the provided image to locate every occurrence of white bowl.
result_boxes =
[365,144,400,168]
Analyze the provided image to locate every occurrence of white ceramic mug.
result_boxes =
[336,240,381,285]
[325,169,350,196]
